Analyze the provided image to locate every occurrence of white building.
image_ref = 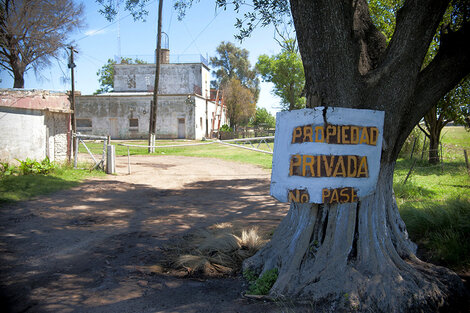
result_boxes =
[76,55,226,140]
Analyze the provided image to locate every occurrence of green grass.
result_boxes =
[399,198,470,268]
[0,163,105,204]
[441,126,470,148]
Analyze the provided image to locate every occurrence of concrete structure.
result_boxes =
[0,89,72,162]
[76,59,226,140]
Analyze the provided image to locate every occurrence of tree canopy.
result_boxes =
[0,0,84,88]
[251,106,276,128]
[223,77,256,130]
[256,38,305,111]
[210,41,260,102]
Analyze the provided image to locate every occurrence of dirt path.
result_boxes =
[0,155,290,313]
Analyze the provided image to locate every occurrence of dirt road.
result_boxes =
[0,155,290,313]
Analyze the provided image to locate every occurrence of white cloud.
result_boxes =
[84,29,107,37]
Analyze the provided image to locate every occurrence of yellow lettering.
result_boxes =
[322,155,335,177]
[351,190,358,202]
[290,154,301,176]
[347,155,357,177]
[300,193,309,203]
[315,126,324,142]
[326,125,336,143]
[302,155,315,177]
[292,127,302,143]
[359,127,370,144]
[333,156,346,177]
[288,190,300,202]
[350,126,359,144]
[322,189,330,203]
[342,126,350,144]
[330,189,339,203]
[340,188,350,203]
[357,156,369,177]
[369,127,379,145]
[304,125,314,143]
[317,155,321,177]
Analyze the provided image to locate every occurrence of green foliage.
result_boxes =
[211,41,260,102]
[398,126,426,158]
[223,77,256,129]
[219,124,233,132]
[15,157,56,175]
[256,40,305,111]
[0,162,105,203]
[95,57,148,94]
[251,107,276,128]
[244,268,279,295]
[399,198,470,268]
[0,162,17,178]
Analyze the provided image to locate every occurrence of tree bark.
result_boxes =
[244,163,466,311]
[244,0,469,310]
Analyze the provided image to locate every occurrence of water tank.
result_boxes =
[155,32,170,64]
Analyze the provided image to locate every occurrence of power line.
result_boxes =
[74,0,157,43]
[181,10,221,54]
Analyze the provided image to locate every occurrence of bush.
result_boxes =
[219,124,233,132]
[399,198,470,268]
[16,157,56,175]
[0,162,17,178]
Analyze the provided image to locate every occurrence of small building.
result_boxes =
[76,54,226,140]
[0,89,72,162]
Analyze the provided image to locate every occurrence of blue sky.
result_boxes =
[0,1,286,113]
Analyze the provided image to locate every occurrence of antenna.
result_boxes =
[116,0,121,63]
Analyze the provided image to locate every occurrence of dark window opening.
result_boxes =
[129,118,138,128]
[77,118,92,128]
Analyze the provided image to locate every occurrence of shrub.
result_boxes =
[0,162,17,178]
[15,157,56,175]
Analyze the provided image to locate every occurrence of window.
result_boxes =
[129,118,138,128]
[200,117,203,129]
[77,118,92,128]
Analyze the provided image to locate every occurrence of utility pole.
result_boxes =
[68,46,78,164]
[149,0,163,153]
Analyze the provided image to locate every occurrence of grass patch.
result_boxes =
[399,198,470,269]
[0,162,105,204]
[244,268,279,295]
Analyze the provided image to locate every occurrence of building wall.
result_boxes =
[76,94,152,139]
[76,94,217,140]
[114,63,211,98]
[0,89,71,163]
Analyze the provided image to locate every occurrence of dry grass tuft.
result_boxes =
[164,226,269,276]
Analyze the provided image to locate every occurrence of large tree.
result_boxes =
[210,41,260,102]
[256,39,305,111]
[223,77,256,130]
[418,77,470,164]
[0,0,84,88]
[109,0,470,310]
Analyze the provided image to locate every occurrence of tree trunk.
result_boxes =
[244,162,466,311]
[13,66,25,88]
[243,0,469,311]
[428,133,440,165]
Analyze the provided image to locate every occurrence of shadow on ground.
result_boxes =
[0,174,290,313]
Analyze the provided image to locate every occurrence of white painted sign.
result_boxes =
[270,107,385,204]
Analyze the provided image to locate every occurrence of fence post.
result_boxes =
[73,134,78,168]
[127,146,131,175]
[410,138,417,159]
[420,137,427,160]
[403,159,416,185]
[440,143,444,173]
[106,145,116,174]
[464,150,470,176]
